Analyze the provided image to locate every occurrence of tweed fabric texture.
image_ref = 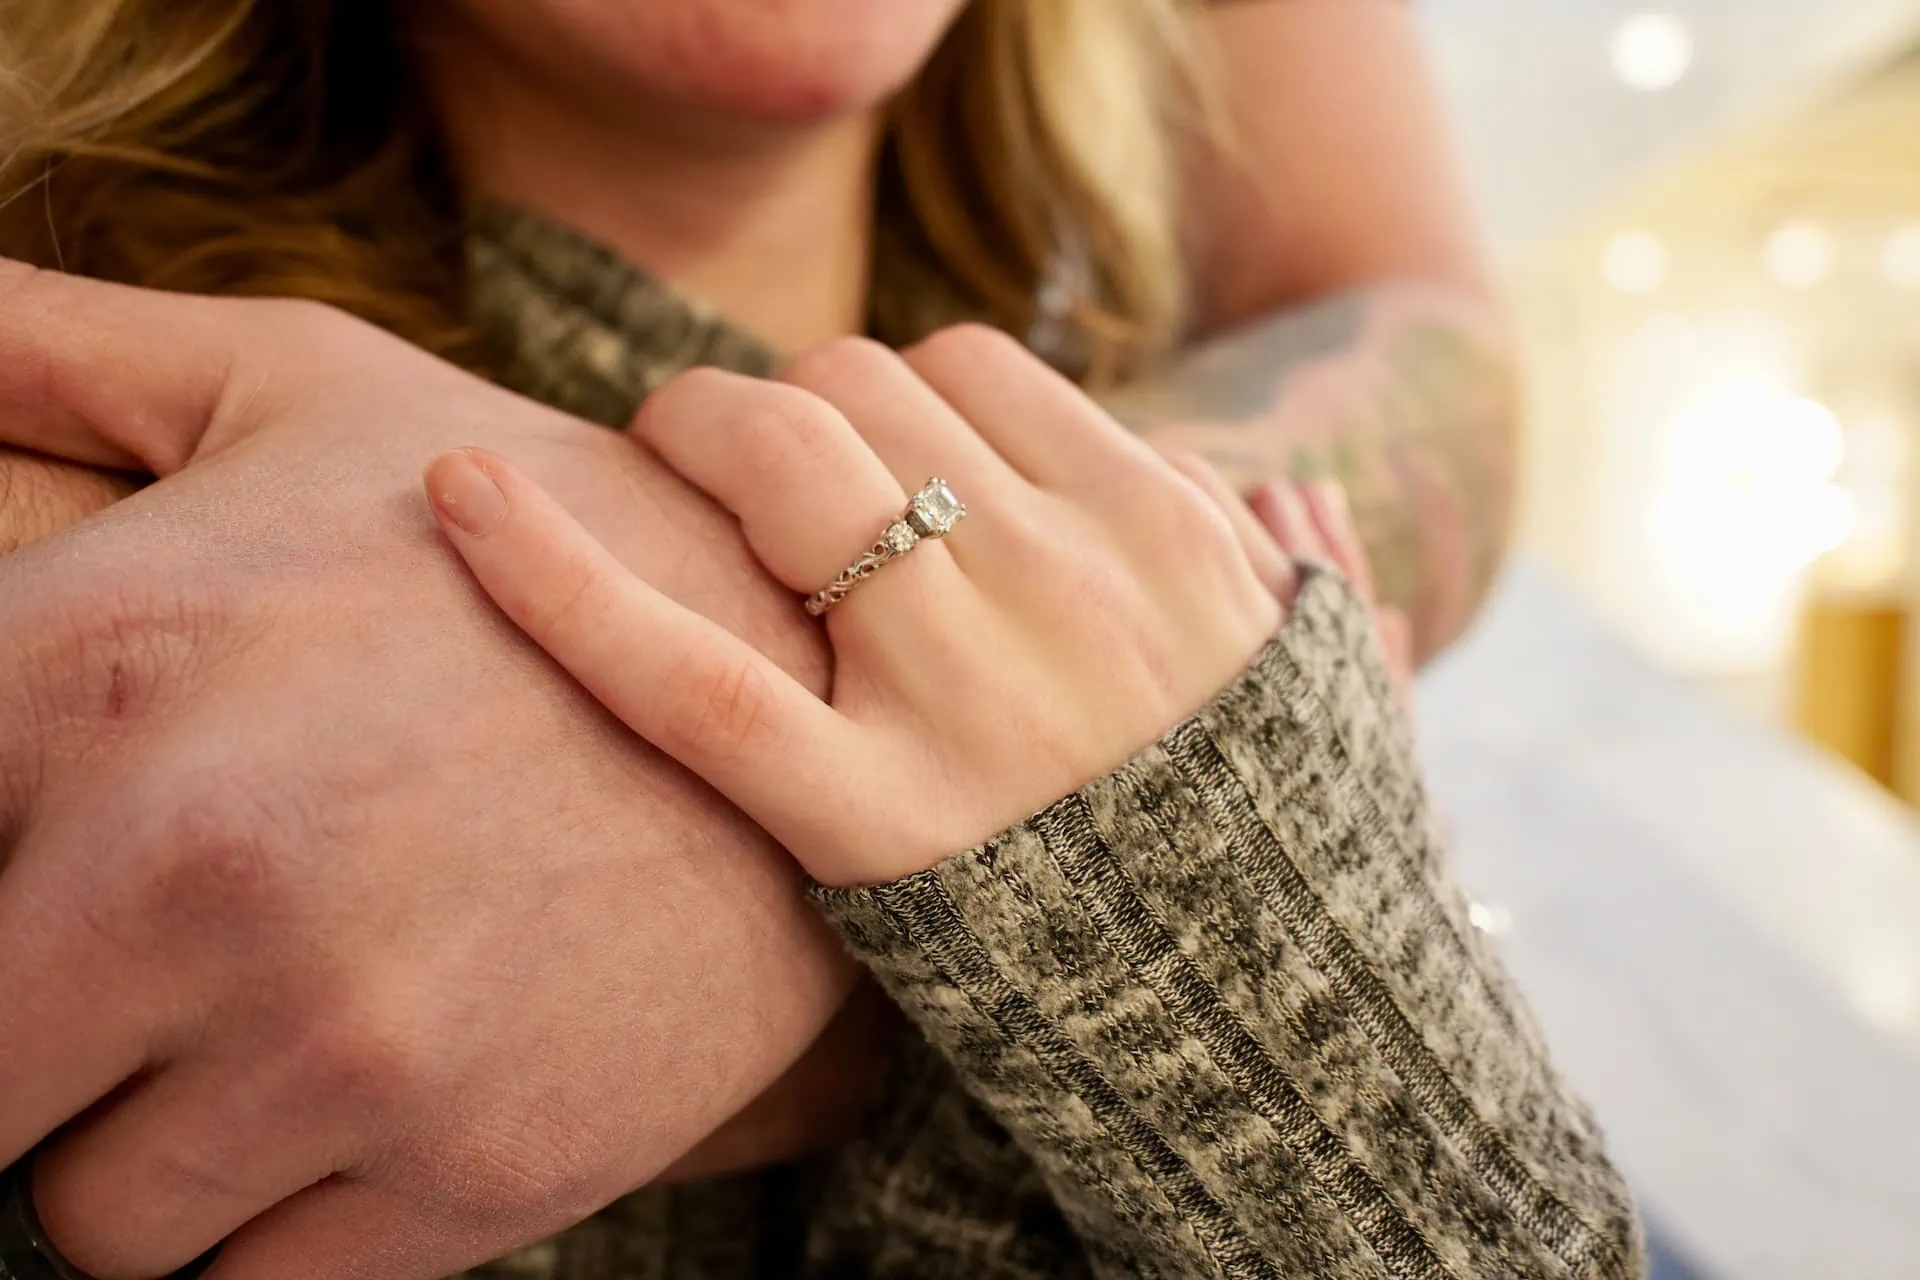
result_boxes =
[452,210,1643,1279]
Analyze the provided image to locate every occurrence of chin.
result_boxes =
[450,0,971,125]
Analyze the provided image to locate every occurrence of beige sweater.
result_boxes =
[449,210,1644,1280]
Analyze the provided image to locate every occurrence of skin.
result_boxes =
[423,339,1287,886]
[1120,284,1515,661]
[425,343,1397,892]
[0,0,1503,1273]
[1133,0,1518,660]
[0,274,856,1280]
[1,4,1515,645]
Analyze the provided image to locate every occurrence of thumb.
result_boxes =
[0,260,309,475]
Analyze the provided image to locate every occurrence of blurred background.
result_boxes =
[1404,2,1920,1275]
[1435,0,1917,794]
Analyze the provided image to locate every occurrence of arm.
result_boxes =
[0,274,860,1280]
[434,332,1641,1278]
[1110,0,1518,661]
[817,571,1639,1278]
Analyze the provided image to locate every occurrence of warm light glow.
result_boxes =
[1611,13,1695,91]
[1652,390,1858,615]
[1598,322,1814,673]
[1602,231,1670,296]
[1881,224,1920,289]
[1803,486,1861,558]
[1825,413,1911,590]
[1664,393,1844,487]
[1763,221,1837,290]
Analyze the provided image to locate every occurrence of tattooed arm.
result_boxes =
[1110,0,1518,661]
[1107,286,1517,663]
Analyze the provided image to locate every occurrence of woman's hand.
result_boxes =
[427,329,1285,887]
[1246,473,1417,719]
[1151,447,1415,720]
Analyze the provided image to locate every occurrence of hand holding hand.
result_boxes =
[428,329,1285,887]
[0,265,854,1280]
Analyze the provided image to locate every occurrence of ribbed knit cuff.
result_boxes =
[811,567,1640,1279]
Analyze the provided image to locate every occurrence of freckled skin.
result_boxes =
[439,0,969,125]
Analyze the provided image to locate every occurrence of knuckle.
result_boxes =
[779,334,893,393]
[517,544,607,643]
[1154,477,1244,556]
[646,368,851,480]
[638,365,756,444]
[911,322,1027,372]
[736,388,850,483]
[1155,447,1217,488]
[667,654,775,762]
[294,1001,433,1118]
[132,771,305,927]
[641,364,728,421]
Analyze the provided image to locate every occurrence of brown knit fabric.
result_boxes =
[453,210,1644,1279]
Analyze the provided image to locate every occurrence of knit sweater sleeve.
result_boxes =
[810,568,1644,1280]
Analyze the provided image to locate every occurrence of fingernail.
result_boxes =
[1276,481,1311,531]
[1313,479,1351,523]
[428,448,507,536]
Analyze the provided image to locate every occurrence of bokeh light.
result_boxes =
[1602,230,1671,295]
[1611,13,1695,92]
[1763,221,1837,290]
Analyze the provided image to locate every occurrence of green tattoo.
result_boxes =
[1103,286,1518,659]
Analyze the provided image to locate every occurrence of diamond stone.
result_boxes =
[906,479,965,537]
[883,521,917,553]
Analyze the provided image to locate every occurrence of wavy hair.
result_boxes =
[0,0,1202,383]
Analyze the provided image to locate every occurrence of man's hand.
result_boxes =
[0,449,136,554]
[0,268,852,1280]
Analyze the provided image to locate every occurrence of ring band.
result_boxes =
[804,478,966,617]
[1,1158,218,1280]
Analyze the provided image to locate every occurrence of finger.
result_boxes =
[902,325,1163,491]
[33,1055,351,1280]
[1157,450,1297,601]
[200,1177,467,1280]
[1248,480,1332,566]
[1375,606,1418,721]
[777,338,1027,531]
[425,448,854,829]
[1301,479,1378,604]
[630,368,922,596]
[0,844,157,1181]
[0,260,277,475]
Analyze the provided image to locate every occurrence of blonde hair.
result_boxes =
[0,0,1201,384]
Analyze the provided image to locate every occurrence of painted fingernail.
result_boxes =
[428,449,507,536]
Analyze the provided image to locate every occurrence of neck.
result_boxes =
[417,28,879,355]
